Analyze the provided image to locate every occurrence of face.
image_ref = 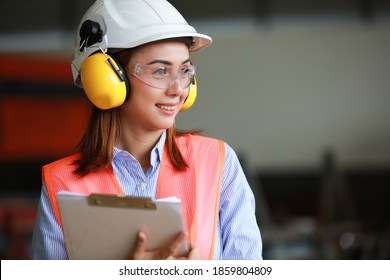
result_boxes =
[119,41,192,134]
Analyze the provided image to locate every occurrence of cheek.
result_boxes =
[130,90,157,107]
[128,78,157,102]
[180,88,190,102]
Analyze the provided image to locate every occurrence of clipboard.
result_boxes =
[57,191,188,260]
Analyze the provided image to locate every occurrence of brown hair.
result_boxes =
[73,107,199,176]
[73,40,201,176]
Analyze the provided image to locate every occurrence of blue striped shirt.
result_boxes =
[31,131,263,259]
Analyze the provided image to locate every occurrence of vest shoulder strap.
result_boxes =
[43,154,122,226]
[157,134,225,259]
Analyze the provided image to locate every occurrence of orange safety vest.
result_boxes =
[43,134,225,260]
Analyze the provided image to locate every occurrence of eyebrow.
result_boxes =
[147,58,191,66]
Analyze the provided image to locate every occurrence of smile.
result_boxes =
[156,104,176,111]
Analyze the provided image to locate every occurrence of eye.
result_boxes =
[181,66,195,77]
[182,67,190,73]
[152,66,168,77]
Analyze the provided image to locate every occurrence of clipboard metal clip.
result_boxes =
[88,194,157,210]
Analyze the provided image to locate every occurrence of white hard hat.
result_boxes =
[71,0,212,87]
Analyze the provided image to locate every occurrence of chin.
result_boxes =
[155,121,175,130]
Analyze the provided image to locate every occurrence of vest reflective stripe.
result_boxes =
[43,134,224,259]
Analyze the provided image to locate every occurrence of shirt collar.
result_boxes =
[113,130,166,167]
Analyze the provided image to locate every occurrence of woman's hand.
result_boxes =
[129,231,199,260]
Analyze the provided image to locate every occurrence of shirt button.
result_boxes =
[139,182,147,189]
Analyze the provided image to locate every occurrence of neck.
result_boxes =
[116,128,163,172]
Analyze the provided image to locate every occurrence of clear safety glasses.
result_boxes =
[130,63,196,90]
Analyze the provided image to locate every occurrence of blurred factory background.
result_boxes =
[0,0,389,260]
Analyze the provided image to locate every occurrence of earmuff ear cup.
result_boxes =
[180,77,197,112]
[80,52,129,110]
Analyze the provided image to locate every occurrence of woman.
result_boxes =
[31,0,262,260]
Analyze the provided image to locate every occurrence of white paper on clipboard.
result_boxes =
[57,191,188,260]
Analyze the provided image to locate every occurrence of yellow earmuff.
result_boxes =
[180,77,197,112]
[80,52,129,110]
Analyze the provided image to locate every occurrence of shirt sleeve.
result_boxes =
[219,143,263,260]
[31,182,68,259]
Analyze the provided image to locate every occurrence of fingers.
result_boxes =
[187,243,199,260]
[130,230,191,260]
[155,231,186,260]
[130,231,147,259]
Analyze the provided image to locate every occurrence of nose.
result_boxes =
[166,77,186,96]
